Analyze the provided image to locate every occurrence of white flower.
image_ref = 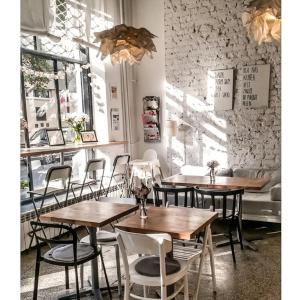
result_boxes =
[207,160,219,169]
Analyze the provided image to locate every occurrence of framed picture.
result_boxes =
[80,130,98,143]
[46,129,65,146]
[110,84,118,101]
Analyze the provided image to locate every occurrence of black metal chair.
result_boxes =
[30,221,102,300]
[28,165,72,248]
[194,188,244,263]
[153,183,195,207]
[105,154,131,197]
[71,158,106,202]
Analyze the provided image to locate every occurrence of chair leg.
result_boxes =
[184,274,189,300]
[124,278,130,300]
[161,285,167,300]
[33,256,40,300]
[115,245,122,297]
[65,266,69,289]
[236,218,244,250]
[207,227,217,293]
[228,226,236,264]
[80,263,84,289]
[74,264,80,300]
[99,250,112,300]
[194,226,209,300]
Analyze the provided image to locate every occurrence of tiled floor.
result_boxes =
[21,221,280,300]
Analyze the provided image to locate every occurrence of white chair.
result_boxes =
[172,226,217,299]
[116,228,189,300]
[130,149,163,195]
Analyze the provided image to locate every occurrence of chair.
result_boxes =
[194,188,244,263]
[105,154,131,197]
[71,158,106,202]
[130,149,163,192]
[28,165,72,248]
[30,221,102,300]
[153,184,195,207]
[115,228,189,300]
[153,184,217,296]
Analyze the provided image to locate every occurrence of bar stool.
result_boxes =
[71,158,106,202]
[105,154,131,197]
[27,165,72,248]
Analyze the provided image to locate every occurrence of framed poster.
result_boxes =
[80,130,98,143]
[110,84,118,101]
[110,108,120,131]
[241,64,270,108]
[207,69,233,111]
[46,129,65,146]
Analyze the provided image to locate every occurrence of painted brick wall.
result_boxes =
[164,0,281,173]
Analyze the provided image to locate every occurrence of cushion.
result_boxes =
[246,170,281,193]
[80,230,117,244]
[215,168,233,177]
[51,243,94,262]
[135,256,181,277]
[233,168,258,179]
[270,183,281,201]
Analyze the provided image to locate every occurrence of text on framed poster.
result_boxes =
[241,64,270,108]
[207,69,233,111]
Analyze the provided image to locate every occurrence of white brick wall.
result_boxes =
[164,0,281,172]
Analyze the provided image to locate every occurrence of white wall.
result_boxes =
[131,0,169,175]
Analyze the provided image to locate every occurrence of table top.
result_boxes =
[161,174,269,190]
[20,141,128,158]
[115,206,218,240]
[40,200,139,228]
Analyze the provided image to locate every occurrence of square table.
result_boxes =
[115,206,218,299]
[40,199,139,300]
[162,174,269,251]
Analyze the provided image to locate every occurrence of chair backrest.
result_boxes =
[85,158,106,173]
[46,165,72,182]
[153,184,195,207]
[113,154,130,167]
[195,188,244,220]
[115,228,172,284]
[30,221,80,260]
[143,149,158,161]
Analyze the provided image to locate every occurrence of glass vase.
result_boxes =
[209,167,215,183]
[73,129,82,144]
[139,198,148,219]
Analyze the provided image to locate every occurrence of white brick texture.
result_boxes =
[164,0,281,172]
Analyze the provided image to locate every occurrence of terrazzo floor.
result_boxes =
[21,221,281,300]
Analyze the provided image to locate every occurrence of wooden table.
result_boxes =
[40,200,139,300]
[161,174,269,190]
[115,206,217,240]
[115,207,218,299]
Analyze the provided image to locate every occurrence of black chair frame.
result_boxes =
[153,184,195,208]
[71,158,106,202]
[28,165,72,248]
[30,221,112,300]
[194,188,244,263]
[105,154,131,197]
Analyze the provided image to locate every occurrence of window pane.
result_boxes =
[22,54,59,146]
[20,158,30,202]
[31,154,62,190]
[58,61,84,143]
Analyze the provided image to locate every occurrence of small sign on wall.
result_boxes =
[207,69,233,111]
[241,64,270,108]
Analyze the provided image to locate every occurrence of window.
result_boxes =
[20,34,92,204]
